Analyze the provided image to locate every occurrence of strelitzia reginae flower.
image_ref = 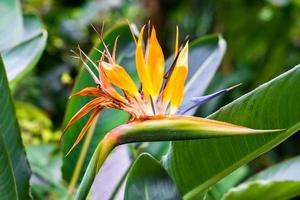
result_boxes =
[64,23,280,199]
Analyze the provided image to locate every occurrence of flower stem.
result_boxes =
[74,134,118,200]
[74,116,281,199]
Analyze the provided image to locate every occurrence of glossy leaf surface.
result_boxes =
[0,57,31,200]
[125,153,181,200]
[163,65,300,199]
[223,155,300,200]
[205,166,249,200]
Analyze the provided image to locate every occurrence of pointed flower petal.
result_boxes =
[101,62,138,96]
[70,87,103,97]
[147,27,165,98]
[179,84,242,114]
[98,63,126,103]
[66,108,102,156]
[63,97,104,133]
[163,42,189,114]
[135,26,152,95]
[174,26,179,58]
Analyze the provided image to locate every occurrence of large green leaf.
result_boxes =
[124,153,181,200]
[163,65,300,199]
[248,156,300,181]
[223,181,300,200]
[223,155,300,200]
[0,57,31,199]
[1,15,47,82]
[0,0,23,51]
[204,166,249,200]
[61,23,134,183]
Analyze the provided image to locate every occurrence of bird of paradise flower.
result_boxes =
[63,22,281,199]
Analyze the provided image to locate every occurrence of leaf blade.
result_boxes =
[223,155,300,199]
[2,15,47,82]
[0,0,23,51]
[124,153,182,200]
[162,65,300,199]
[223,181,300,200]
[0,56,31,199]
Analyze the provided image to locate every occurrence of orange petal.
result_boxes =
[98,63,126,103]
[163,41,189,114]
[63,97,104,133]
[101,62,138,96]
[147,27,165,98]
[174,26,179,58]
[176,41,189,67]
[135,26,152,95]
[169,68,187,114]
[71,87,103,97]
[66,108,102,156]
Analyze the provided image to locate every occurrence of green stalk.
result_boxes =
[108,165,131,200]
[74,116,281,199]
[74,135,118,200]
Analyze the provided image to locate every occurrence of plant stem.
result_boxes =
[74,116,281,199]
[74,135,118,200]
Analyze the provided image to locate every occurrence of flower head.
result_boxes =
[63,23,283,199]
[64,23,238,154]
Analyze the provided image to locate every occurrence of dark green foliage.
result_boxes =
[0,57,31,200]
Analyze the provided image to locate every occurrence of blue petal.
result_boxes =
[178,84,241,115]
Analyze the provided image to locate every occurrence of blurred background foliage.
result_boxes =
[11,0,300,198]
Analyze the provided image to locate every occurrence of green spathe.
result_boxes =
[74,115,280,199]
